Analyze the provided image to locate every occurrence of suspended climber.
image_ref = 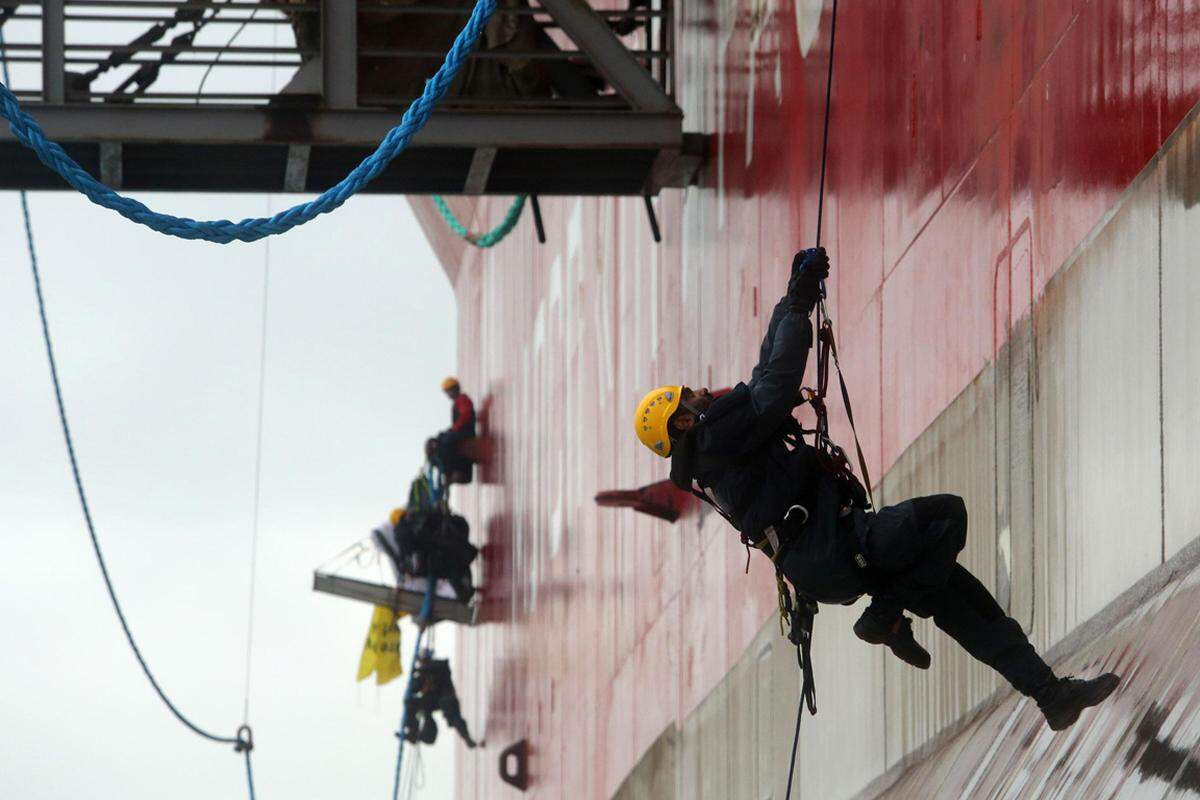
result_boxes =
[374,504,478,603]
[633,249,1120,732]
[427,376,477,485]
[402,650,478,749]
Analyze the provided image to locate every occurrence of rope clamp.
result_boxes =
[235,724,254,753]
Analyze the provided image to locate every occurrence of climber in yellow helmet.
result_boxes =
[373,508,407,584]
[632,248,1117,731]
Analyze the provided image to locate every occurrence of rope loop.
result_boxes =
[433,195,528,248]
[235,724,255,753]
[0,0,498,243]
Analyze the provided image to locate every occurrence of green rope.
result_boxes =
[432,194,527,248]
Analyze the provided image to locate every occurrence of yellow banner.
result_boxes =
[356,604,405,685]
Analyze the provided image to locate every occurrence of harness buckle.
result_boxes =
[784,504,809,525]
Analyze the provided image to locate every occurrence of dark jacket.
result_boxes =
[670,295,834,543]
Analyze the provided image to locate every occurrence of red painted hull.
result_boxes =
[418,1,1200,796]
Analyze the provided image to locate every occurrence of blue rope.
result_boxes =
[393,579,437,800]
[432,194,527,248]
[0,0,497,243]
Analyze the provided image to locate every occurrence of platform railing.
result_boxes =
[0,0,674,112]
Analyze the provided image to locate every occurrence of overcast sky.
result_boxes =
[0,189,462,799]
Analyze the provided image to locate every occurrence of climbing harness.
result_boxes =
[802,318,875,510]
[433,194,528,248]
[0,0,498,243]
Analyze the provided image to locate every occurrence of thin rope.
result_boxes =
[784,700,803,799]
[433,194,528,248]
[240,17,282,728]
[814,0,839,250]
[315,538,371,574]
[195,1,258,102]
[244,749,256,800]
[402,743,426,800]
[787,3,839,796]
[242,199,272,724]
[0,0,497,243]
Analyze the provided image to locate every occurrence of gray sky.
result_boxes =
[0,189,461,799]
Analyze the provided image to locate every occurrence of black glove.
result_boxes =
[788,247,830,314]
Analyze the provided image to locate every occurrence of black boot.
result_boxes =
[1036,673,1120,731]
[854,611,932,669]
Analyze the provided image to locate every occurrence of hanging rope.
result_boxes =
[392,579,438,800]
[0,0,497,243]
[2,32,256,798]
[242,199,272,725]
[195,1,260,101]
[433,194,528,248]
[785,1,838,797]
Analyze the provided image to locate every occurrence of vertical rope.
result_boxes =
[393,580,437,800]
[242,201,272,724]
[814,0,839,250]
[784,702,804,799]
[788,2,839,797]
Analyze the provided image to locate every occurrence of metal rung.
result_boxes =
[312,572,477,626]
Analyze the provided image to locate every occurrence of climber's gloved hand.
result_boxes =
[788,247,830,314]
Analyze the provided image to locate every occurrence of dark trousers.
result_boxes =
[862,494,1053,696]
[437,429,475,479]
[404,692,474,746]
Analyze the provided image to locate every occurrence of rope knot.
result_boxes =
[235,724,254,753]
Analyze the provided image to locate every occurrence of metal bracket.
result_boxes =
[283,144,311,193]
[643,194,661,243]
[463,147,497,195]
[498,739,530,791]
[530,195,546,244]
[99,142,122,189]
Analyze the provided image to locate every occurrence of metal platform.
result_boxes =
[312,571,476,626]
[0,0,700,195]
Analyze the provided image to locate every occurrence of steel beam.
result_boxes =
[537,0,675,113]
[99,141,122,188]
[0,105,683,148]
[312,572,475,625]
[462,146,496,194]
[40,0,65,103]
[321,0,356,109]
[283,143,310,192]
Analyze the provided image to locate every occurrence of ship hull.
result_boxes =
[411,1,1200,797]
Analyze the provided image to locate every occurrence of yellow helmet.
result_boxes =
[441,376,460,392]
[634,385,683,458]
[389,508,406,527]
